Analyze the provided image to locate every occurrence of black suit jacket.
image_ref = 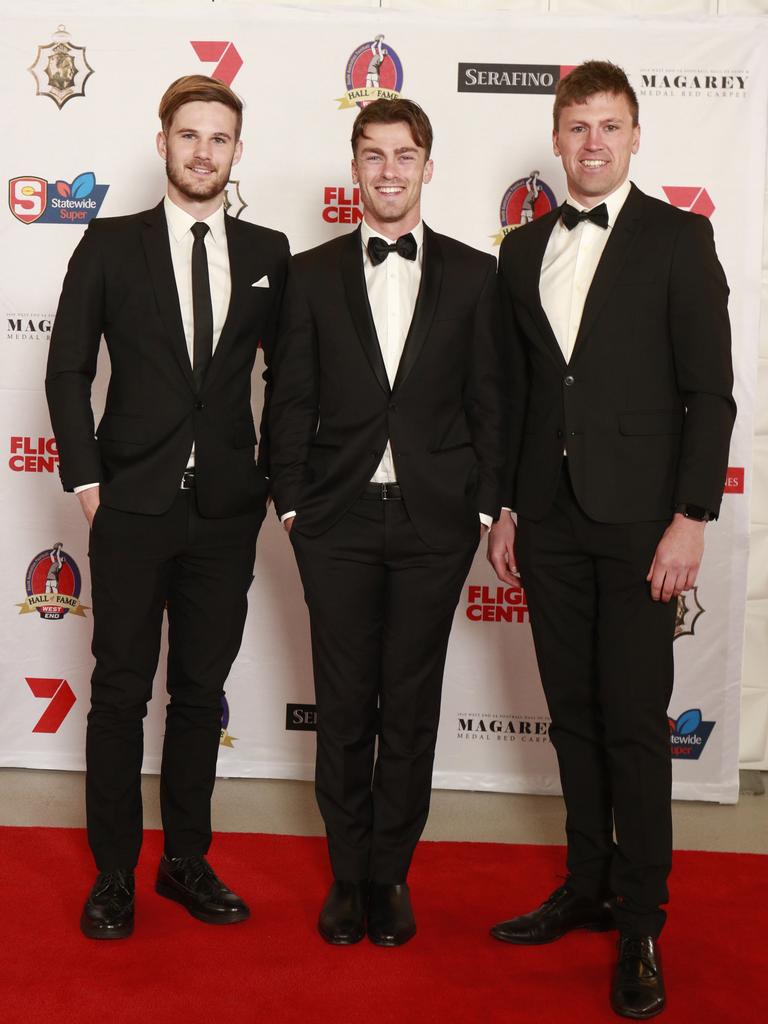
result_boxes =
[499,184,736,522]
[46,202,289,518]
[268,224,505,550]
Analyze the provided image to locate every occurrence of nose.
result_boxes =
[193,138,213,161]
[584,127,603,150]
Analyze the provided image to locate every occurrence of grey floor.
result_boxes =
[1,768,766,854]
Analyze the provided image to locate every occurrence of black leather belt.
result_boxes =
[180,468,196,490]
[363,481,402,501]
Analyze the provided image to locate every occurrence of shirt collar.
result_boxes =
[565,177,632,228]
[361,218,424,259]
[163,194,227,245]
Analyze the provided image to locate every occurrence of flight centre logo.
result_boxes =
[9,172,109,225]
[17,542,88,621]
[9,436,59,473]
[29,24,94,109]
[457,713,550,744]
[322,186,362,225]
[668,708,715,760]
[337,35,404,110]
[220,695,237,747]
[674,587,704,641]
[466,583,529,624]
[492,171,558,245]
[458,63,575,95]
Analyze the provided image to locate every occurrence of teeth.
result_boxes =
[378,186,403,193]
[582,160,606,168]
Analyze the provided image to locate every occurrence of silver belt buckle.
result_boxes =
[381,482,389,501]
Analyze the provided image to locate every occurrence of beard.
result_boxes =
[165,158,232,204]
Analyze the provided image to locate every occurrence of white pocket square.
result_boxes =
[252,275,270,288]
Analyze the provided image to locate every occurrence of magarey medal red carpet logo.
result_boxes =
[493,172,557,245]
[29,24,94,109]
[337,35,404,110]
[18,542,88,620]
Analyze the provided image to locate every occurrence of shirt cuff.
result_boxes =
[479,513,492,528]
[74,483,99,494]
[280,510,296,522]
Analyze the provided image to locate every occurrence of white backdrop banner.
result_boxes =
[1,5,765,804]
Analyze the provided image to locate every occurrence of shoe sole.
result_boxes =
[80,916,134,940]
[490,921,615,945]
[155,882,250,924]
[609,1001,666,1020]
[367,929,416,947]
[317,923,365,945]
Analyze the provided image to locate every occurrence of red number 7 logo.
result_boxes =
[26,677,77,733]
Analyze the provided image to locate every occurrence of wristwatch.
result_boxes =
[674,503,715,522]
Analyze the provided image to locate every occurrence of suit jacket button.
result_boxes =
[564,375,575,387]
[556,429,563,439]
[195,401,205,410]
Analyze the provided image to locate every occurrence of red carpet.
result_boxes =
[1,827,765,1024]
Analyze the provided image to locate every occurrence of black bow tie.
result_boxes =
[367,232,418,266]
[560,202,609,231]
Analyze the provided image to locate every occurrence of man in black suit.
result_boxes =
[46,75,289,938]
[487,62,735,1018]
[269,99,504,947]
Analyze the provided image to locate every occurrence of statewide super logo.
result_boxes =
[29,24,94,109]
[18,543,88,621]
[493,171,558,245]
[668,708,715,760]
[337,35,404,110]
[9,172,108,225]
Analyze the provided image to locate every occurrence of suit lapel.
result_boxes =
[570,184,644,361]
[341,227,390,395]
[392,224,443,392]
[141,202,195,390]
[526,210,568,368]
[203,213,243,389]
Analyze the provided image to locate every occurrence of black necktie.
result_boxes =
[191,221,213,389]
[560,202,609,231]
[367,232,418,266]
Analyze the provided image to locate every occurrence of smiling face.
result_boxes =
[553,91,640,209]
[351,120,433,238]
[156,100,242,217]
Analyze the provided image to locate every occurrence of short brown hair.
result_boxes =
[351,98,433,158]
[159,75,243,140]
[553,61,638,130]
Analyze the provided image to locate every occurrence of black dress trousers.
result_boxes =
[86,489,263,870]
[290,495,477,884]
[516,464,676,938]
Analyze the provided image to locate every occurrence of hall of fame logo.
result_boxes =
[18,543,88,620]
[220,694,237,747]
[337,35,404,110]
[674,587,704,640]
[29,25,94,109]
[492,171,557,245]
[223,179,248,219]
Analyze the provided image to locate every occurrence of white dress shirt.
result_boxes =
[539,177,631,362]
[76,195,232,493]
[361,218,424,484]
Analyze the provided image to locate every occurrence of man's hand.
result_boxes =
[487,511,519,585]
[77,486,100,528]
[283,517,294,534]
[646,513,706,603]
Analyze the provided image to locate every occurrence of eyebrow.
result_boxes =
[174,127,233,139]
[360,145,419,155]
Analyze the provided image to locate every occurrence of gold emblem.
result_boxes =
[29,25,94,109]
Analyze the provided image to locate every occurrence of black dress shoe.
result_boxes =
[80,868,135,939]
[490,884,614,944]
[367,882,416,947]
[317,880,368,944]
[155,854,249,924]
[611,934,666,1019]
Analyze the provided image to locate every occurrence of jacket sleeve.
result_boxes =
[668,214,736,515]
[266,260,320,517]
[45,223,106,491]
